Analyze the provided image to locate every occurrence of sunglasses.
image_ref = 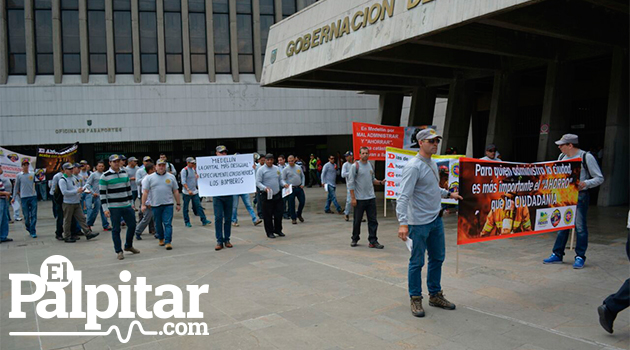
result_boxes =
[424,139,440,144]
[487,149,496,152]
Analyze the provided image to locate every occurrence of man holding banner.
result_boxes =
[543,134,604,269]
[213,146,234,251]
[396,129,462,318]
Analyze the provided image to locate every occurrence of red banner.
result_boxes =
[457,158,581,245]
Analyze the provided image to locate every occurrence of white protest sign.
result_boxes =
[385,147,417,200]
[197,154,256,197]
[0,147,36,179]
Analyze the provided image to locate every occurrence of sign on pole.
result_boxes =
[197,154,256,197]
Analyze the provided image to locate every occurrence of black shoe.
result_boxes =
[350,240,358,247]
[55,236,64,241]
[86,232,99,240]
[298,215,304,222]
[325,210,334,214]
[598,304,615,334]
[369,242,384,249]
[1,238,13,243]
[275,232,285,237]
[267,233,276,239]
[64,237,76,243]
[135,234,143,240]
[71,235,81,240]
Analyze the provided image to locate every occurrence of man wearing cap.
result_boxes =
[142,158,180,251]
[480,144,501,161]
[543,133,604,269]
[125,157,139,210]
[213,146,234,250]
[78,160,91,213]
[257,153,285,239]
[86,161,111,232]
[308,154,318,188]
[281,155,306,224]
[135,163,156,240]
[0,165,12,243]
[59,163,99,243]
[159,153,177,175]
[100,155,140,260]
[181,157,211,228]
[12,159,38,238]
[397,129,462,317]
[341,151,355,221]
[135,157,156,239]
[50,168,65,237]
[347,147,385,249]
[321,155,343,215]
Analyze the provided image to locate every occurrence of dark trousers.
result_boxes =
[287,186,306,220]
[604,231,630,316]
[53,194,64,237]
[110,207,137,253]
[262,192,283,235]
[352,198,378,244]
[308,169,318,187]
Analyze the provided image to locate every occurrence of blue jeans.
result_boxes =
[213,196,233,244]
[325,185,342,212]
[287,186,305,220]
[109,207,137,253]
[86,195,110,229]
[183,193,207,224]
[152,204,174,244]
[232,194,257,223]
[553,191,589,260]
[80,193,87,214]
[408,217,446,297]
[21,196,37,236]
[0,198,9,240]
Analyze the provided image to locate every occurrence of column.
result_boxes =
[105,0,115,83]
[378,94,404,126]
[181,0,191,82]
[0,0,7,84]
[157,0,166,82]
[205,0,215,82]
[296,0,306,11]
[598,48,629,206]
[52,0,62,84]
[486,70,520,160]
[274,0,281,22]
[252,0,262,82]
[131,0,141,83]
[408,87,436,126]
[24,0,35,84]
[228,0,238,82]
[536,61,573,161]
[78,0,88,83]
[441,76,474,154]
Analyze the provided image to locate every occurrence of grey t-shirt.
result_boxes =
[558,150,604,190]
[281,164,305,187]
[136,168,148,198]
[256,165,282,195]
[396,154,450,226]
[59,174,81,204]
[49,172,62,195]
[347,161,376,200]
[86,171,104,193]
[14,172,37,198]
[180,166,198,195]
[321,162,337,187]
[125,165,139,191]
[142,172,178,207]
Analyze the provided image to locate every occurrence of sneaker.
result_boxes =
[215,243,224,251]
[254,219,263,226]
[158,239,165,246]
[344,215,349,221]
[597,304,615,334]
[30,234,37,238]
[1,238,14,243]
[232,222,240,227]
[369,242,384,249]
[86,231,100,240]
[103,227,111,231]
[543,253,563,264]
[135,234,142,240]
[16,217,22,221]
[410,296,425,317]
[298,216,304,222]
[225,242,233,248]
[202,220,211,226]
[124,246,140,254]
[350,240,358,247]
[292,219,297,225]
[429,291,456,310]
[573,256,585,269]
[165,243,173,250]
[185,222,192,228]
[117,252,124,260]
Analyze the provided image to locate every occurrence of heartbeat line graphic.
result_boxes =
[10,321,158,344]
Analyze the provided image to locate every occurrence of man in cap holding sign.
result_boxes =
[213,146,234,250]
[396,128,462,318]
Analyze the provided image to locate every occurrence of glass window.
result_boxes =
[87,0,104,10]
[191,54,206,73]
[139,0,155,11]
[113,0,131,10]
[215,54,230,73]
[237,9,252,73]
[114,11,132,73]
[166,54,182,73]
[34,0,51,9]
[238,54,252,73]
[212,0,228,14]
[163,0,180,12]
[282,0,296,16]
[260,0,273,15]
[260,15,274,53]
[8,9,26,74]
[189,13,206,73]
[35,10,53,74]
[116,54,133,73]
[88,10,106,73]
[236,0,251,14]
[141,54,158,73]
[61,0,78,10]
[188,0,204,12]
[164,11,182,73]
[62,10,80,73]
[139,9,157,73]
[7,0,24,8]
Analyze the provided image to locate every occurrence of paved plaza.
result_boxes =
[1,186,628,350]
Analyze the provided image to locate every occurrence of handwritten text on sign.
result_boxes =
[197,154,256,197]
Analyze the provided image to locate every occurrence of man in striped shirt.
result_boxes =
[100,154,140,260]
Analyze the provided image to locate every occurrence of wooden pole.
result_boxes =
[456,245,460,274]
[569,228,575,250]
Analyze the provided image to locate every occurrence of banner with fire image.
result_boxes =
[457,158,581,245]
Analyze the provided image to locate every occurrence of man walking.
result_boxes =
[50,169,64,238]
[181,157,211,228]
[347,147,385,249]
[125,157,139,210]
[321,155,343,214]
[341,151,354,221]
[543,134,604,269]
[159,153,177,175]
[397,129,462,317]
[213,146,234,250]
[0,165,11,243]
[257,154,284,239]
[141,159,180,251]
[308,154,318,188]
[281,155,306,225]
[135,156,156,238]
[59,163,99,243]
[135,163,156,240]
[100,155,139,260]
[86,161,111,232]
[12,159,38,238]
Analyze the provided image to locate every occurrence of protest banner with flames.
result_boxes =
[457,158,581,245]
